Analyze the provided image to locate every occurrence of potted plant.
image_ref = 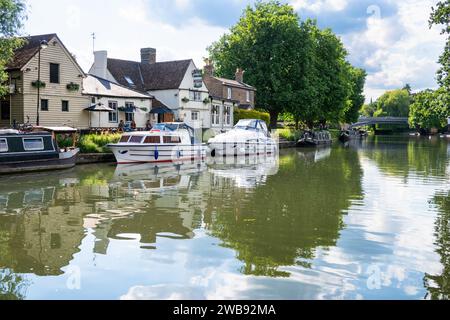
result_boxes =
[203,97,211,104]
[66,82,80,91]
[31,80,46,89]
[181,97,190,103]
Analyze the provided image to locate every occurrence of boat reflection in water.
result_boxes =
[207,153,279,188]
[297,147,332,164]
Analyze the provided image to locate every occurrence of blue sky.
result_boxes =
[23,0,445,101]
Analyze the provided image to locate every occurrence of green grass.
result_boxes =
[78,133,121,154]
[277,129,302,142]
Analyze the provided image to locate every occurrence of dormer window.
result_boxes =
[124,76,135,86]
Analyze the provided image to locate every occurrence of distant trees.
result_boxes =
[0,0,27,97]
[373,89,412,118]
[207,0,365,128]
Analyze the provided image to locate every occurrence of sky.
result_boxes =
[22,0,446,102]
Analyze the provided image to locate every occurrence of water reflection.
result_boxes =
[1,138,450,299]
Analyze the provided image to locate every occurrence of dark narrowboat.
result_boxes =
[297,130,333,147]
[0,127,79,174]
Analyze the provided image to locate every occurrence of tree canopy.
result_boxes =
[373,89,412,118]
[207,0,365,128]
[430,0,450,89]
[409,88,450,132]
[0,0,26,97]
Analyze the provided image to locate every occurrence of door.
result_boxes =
[0,100,10,127]
[163,113,174,123]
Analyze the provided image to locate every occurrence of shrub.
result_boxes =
[234,109,270,125]
[277,129,302,141]
[56,134,74,149]
[78,133,121,153]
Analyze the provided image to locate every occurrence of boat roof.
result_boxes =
[37,126,78,133]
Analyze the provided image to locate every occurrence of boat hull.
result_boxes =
[208,141,278,157]
[0,149,79,174]
[109,144,207,164]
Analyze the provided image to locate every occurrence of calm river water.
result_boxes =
[1,136,450,300]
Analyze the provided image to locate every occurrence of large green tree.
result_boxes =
[373,89,412,117]
[342,66,367,124]
[0,0,26,97]
[208,1,301,128]
[409,88,450,132]
[430,0,450,89]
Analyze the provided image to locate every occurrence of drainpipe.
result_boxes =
[9,74,12,127]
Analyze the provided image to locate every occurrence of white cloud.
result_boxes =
[343,0,445,102]
[291,0,348,12]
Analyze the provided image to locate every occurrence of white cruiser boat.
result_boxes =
[208,119,277,157]
[108,123,206,164]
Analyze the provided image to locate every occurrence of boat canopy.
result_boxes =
[39,127,78,133]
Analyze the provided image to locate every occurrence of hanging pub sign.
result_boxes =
[192,69,203,88]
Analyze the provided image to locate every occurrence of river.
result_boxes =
[1,136,449,300]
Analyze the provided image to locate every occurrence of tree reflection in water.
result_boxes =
[205,148,363,277]
[426,191,450,299]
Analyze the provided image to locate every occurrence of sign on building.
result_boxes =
[192,70,203,88]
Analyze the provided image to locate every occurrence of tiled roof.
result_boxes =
[107,58,191,92]
[214,77,256,90]
[82,74,153,99]
[6,34,57,70]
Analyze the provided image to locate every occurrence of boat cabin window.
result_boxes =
[153,123,179,131]
[129,136,144,143]
[144,136,161,144]
[23,138,44,151]
[163,136,181,144]
[0,138,8,152]
[120,135,131,143]
[235,119,257,130]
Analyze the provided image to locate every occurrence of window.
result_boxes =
[144,136,161,144]
[91,97,96,104]
[108,101,118,123]
[191,111,199,121]
[163,136,181,144]
[125,112,134,122]
[227,87,232,99]
[224,106,231,125]
[62,100,69,112]
[23,138,44,151]
[41,99,49,111]
[0,138,8,152]
[120,135,131,143]
[246,91,250,102]
[50,63,60,84]
[211,105,220,125]
[124,76,135,87]
[129,136,143,143]
[189,91,202,102]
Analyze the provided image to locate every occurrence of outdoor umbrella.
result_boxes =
[85,102,115,128]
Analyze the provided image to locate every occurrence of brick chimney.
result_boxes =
[141,48,156,64]
[203,58,214,77]
[235,68,245,83]
[92,51,108,79]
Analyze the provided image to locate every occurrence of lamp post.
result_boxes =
[36,40,48,126]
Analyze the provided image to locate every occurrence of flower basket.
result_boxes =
[66,82,80,91]
[181,97,190,103]
[31,80,46,89]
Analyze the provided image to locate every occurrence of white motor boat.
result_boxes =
[108,123,206,164]
[207,119,277,157]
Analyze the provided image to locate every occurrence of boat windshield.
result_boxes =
[153,123,179,131]
[234,120,258,130]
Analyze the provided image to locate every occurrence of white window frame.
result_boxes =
[125,102,135,122]
[227,87,232,100]
[23,137,44,151]
[224,106,232,126]
[191,111,200,121]
[189,91,202,102]
[0,138,8,152]
[246,91,250,102]
[108,101,118,123]
[212,105,220,126]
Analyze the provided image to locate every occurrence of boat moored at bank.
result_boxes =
[297,130,332,147]
[207,119,277,157]
[0,127,79,174]
[107,123,206,164]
